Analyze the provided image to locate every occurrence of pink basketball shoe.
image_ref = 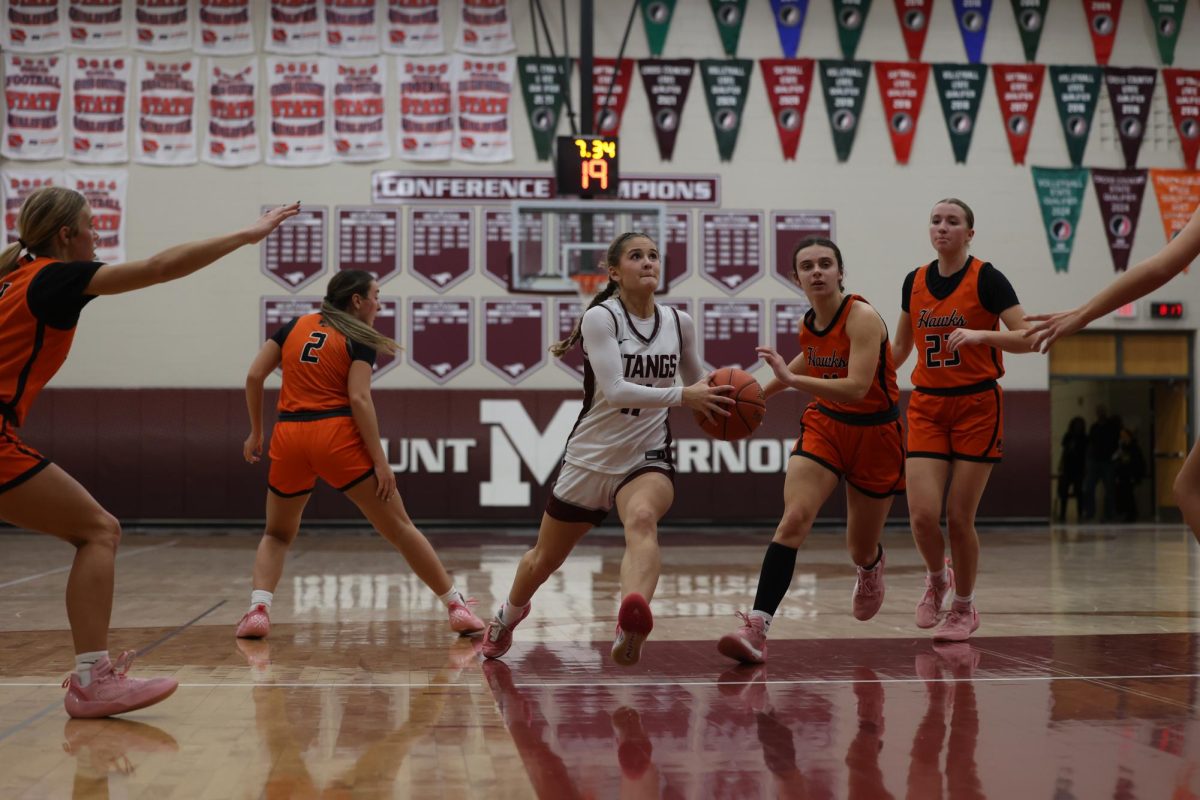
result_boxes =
[235,603,271,639]
[447,597,485,635]
[482,602,531,660]
[717,611,768,665]
[611,593,654,667]
[63,652,178,719]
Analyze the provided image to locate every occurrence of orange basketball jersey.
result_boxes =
[276,313,373,415]
[799,294,899,418]
[0,257,89,427]
[908,258,1003,390]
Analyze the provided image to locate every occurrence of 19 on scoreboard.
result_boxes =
[555,135,619,197]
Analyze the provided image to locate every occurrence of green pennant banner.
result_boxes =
[639,0,677,57]
[1032,166,1089,273]
[818,59,870,162]
[832,0,873,59]
[516,57,570,161]
[699,58,753,161]
[933,63,988,163]
[1146,1,1187,65]
[709,0,748,56]
[1009,0,1049,62]
[1050,65,1103,167]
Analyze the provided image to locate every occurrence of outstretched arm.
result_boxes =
[1026,205,1200,352]
[85,203,301,296]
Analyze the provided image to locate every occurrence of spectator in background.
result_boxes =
[1113,426,1146,523]
[1082,406,1120,522]
[1057,416,1088,523]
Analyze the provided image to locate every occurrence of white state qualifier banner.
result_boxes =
[455,0,514,54]
[452,55,513,163]
[69,0,130,50]
[136,57,199,165]
[264,0,322,54]
[203,60,259,167]
[3,0,67,52]
[70,55,130,165]
[332,57,390,161]
[396,56,453,161]
[195,0,255,55]
[133,0,193,52]
[266,57,332,166]
[383,0,444,55]
[66,170,127,263]
[3,54,66,161]
[2,169,64,245]
[321,0,380,56]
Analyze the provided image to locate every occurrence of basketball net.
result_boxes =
[570,271,609,307]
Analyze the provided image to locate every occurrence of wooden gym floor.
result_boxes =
[0,525,1197,799]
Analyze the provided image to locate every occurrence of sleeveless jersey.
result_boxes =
[800,294,899,418]
[0,257,86,427]
[565,298,683,475]
[908,257,1004,390]
[276,313,373,415]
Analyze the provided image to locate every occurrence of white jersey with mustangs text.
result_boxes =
[565,297,686,475]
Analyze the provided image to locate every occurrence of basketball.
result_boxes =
[694,367,765,441]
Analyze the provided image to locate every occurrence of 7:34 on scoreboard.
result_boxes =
[555,135,620,197]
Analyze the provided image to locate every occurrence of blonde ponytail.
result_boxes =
[0,241,22,282]
[321,270,401,355]
[0,187,88,281]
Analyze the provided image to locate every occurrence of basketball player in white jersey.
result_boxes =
[481,232,734,666]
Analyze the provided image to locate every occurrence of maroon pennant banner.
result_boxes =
[1082,0,1123,66]
[875,61,930,164]
[1163,69,1200,170]
[1091,168,1147,272]
[592,58,635,135]
[638,59,695,161]
[1104,67,1155,168]
[992,63,1045,165]
[760,58,815,160]
[895,0,935,61]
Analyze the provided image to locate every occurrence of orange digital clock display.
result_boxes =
[555,135,620,197]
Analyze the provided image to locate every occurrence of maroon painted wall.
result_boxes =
[19,388,1050,523]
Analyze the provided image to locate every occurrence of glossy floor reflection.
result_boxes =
[0,525,1196,798]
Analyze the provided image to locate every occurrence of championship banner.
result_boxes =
[396,57,453,161]
[833,0,873,59]
[455,0,515,54]
[1149,169,1200,242]
[135,58,198,166]
[818,59,870,163]
[1147,1,1187,66]
[591,58,635,136]
[770,0,809,58]
[517,56,570,161]
[266,57,332,166]
[483,299,547,384]
[3,54,65,162]
[70,56,130,165]
[196,0,255,55]
[3,169,62,245]
[332,58,389,162]
[933,63,986,163]
[1050,65,1102,168]
[952,0,992,64]
[1104,67,1155,168]
[992,63,1043,165]
[66,170,127,263]
[1009,0,1048,62]
[322,0,380,56]
[5,0,67,52]
[709,0,748,56]
[133,0,193,53]
[760,58,815,160]
[203,61,260,167]
[1082,0,1123,66]
[70,0,128,50]
[1092,168,1147,272]
[265,0,321,54]
[639,59,695,161]
[699,59,753,162]
[875,61,930,165]
[639,0,676,57]
[894,0,934,62]
[1163,69,1200,170]
[453,55,514,163]
[1032,166,1088,273]
[384,0,445,55]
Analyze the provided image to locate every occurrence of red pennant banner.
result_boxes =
[874,61,929,164]
[992,63,1045,165]
[760,58,814,160]
[1081,0,1123,66]
[592,58,635,135]
[894,0,934,61]
[1163,69,1200,170]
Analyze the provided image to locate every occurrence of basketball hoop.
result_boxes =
[571,271,609,303]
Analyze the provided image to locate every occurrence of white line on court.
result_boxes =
[0,540,178,590]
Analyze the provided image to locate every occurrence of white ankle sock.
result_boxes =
[749,610,772,632]
[929,566,949,583]
[249,589,273,612]
[953,593,975,606]
[438,587,466,608]
[499,601,529,627]
[75,650,107,687]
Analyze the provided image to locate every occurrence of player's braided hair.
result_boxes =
[320,269,401,355]
[549,231,654,358]
[791,236,845,291]
[0,187,88,280]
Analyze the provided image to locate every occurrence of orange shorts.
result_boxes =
[793,405,906,498]
[268,415,375,497]
[906,384,1004,462]
[0,421,50,494]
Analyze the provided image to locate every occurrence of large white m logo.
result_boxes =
[479,399,583,507]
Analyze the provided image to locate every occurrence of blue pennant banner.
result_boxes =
[952,0,993,64]
[769,0,809,58]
